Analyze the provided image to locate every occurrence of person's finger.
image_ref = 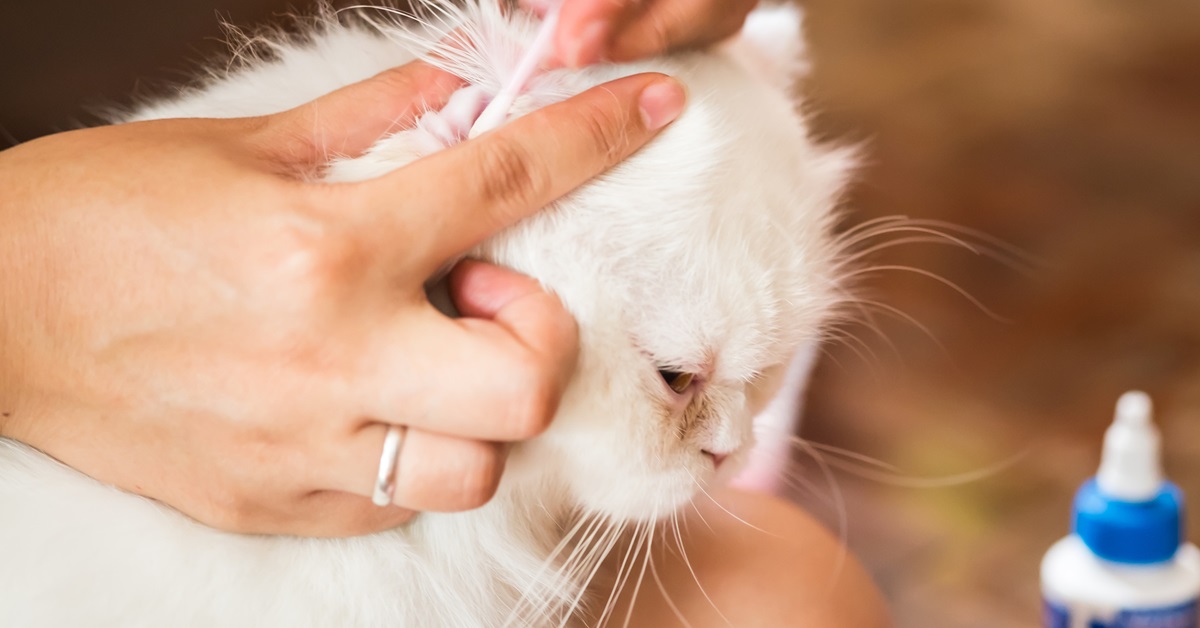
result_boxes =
[191,485,415,537]
[518,0,555,18]
[607,0,757,62]
[259,60,463,166]
[351,301,566,442]
[448,259,577,391]
[346,72,687,275]
[553,0,636,67]
[334,424,508,512]
[274,492,416,537]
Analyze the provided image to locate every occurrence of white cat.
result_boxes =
[0,2,855,626]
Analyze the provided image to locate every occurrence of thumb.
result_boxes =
[449,259,579,389]
[553,0,637,67]
[260,60,463,166]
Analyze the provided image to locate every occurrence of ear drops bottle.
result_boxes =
[1041,391,1200,627]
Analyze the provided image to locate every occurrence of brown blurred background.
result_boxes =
[4,0,1199,626]
[797,0,1200,626]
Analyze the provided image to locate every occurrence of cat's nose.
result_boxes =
[702,450,729,469]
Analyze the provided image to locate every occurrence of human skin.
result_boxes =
[0,3,890,620]
[532,0,760,67]
[0,62,686,537]
[603,487,891,627]
[556,3,890,622]
[0,0,753,540]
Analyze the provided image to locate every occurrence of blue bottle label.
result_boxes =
[1043,597,1197,628]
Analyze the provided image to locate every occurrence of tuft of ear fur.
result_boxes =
[355,0,536,94]
[727,3,809,91]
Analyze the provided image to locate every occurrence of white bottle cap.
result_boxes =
[1095,390,1163,501]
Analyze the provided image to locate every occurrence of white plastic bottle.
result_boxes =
[1041,391,1200,627]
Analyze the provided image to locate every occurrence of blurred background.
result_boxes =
[3,0,1199,625]
[797,0,1200,625]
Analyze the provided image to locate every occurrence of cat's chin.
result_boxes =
[567,461,720,523]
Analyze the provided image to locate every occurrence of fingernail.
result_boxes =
[566,21,609,68]
[638,78,687,131]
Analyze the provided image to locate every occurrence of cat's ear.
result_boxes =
[728,4,809,92]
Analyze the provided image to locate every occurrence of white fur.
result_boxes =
[0,3,854,626]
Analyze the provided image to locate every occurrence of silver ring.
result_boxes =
[372,425,407,507]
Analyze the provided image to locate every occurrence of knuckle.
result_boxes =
[268,214,365,292]
[474,140,550,212]
[310,230,365,281]
[457,444,504,509]
[201,487,258,533]
[573,99,630,163]
[647,16,674,55]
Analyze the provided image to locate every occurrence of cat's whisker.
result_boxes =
[789,436,1033,488]
[562,518,624,625]
[816,343,853,375]
[559,521,626,628]
[791,439,850,598]
[751,422,900,475]
[621,521,656,628]
[839,228,980,260]
[764,426,1030,490]
[834,215,1037,273]
[846,264,1012,323]
[687,499,713,534]
[337,4,411,19]
[685,470,777,539]
[641,512,695,628]
[830,312,902,377]
[741,431,840,509]
[873,218,1039,269]
[601,521,656,628]
[510,515,606,628]
[840,301,907,365]
[778,468,840,510]
[819,327,885,380]
[555,517,616,623]
[835,214,912,240]
[671,507,733,627]
[838,297,952,362]
[802,440,901,472]
[502,512,594,627]
[13,0,874,624]
[648,550,694,628]
[348,1,519,94]
[843,235,981,263]
[596,521,646,627]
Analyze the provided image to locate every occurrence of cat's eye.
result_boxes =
[658,369,695,394]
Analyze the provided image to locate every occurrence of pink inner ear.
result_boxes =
[438,85,492,132]
[409,3,561,150]
[468,2,561,138]
[411,85,490,153]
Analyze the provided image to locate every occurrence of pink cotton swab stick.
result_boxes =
[468,2,562,138]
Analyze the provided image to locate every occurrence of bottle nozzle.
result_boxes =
[1115,390,1153,427]
[1096,390,1163,502]
[1071,390,1185,564]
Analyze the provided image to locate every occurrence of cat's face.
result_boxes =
[480,17,854,521]
[330,5,854,523]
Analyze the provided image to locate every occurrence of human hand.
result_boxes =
[523,0,760,67]
[0,61,686,537]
